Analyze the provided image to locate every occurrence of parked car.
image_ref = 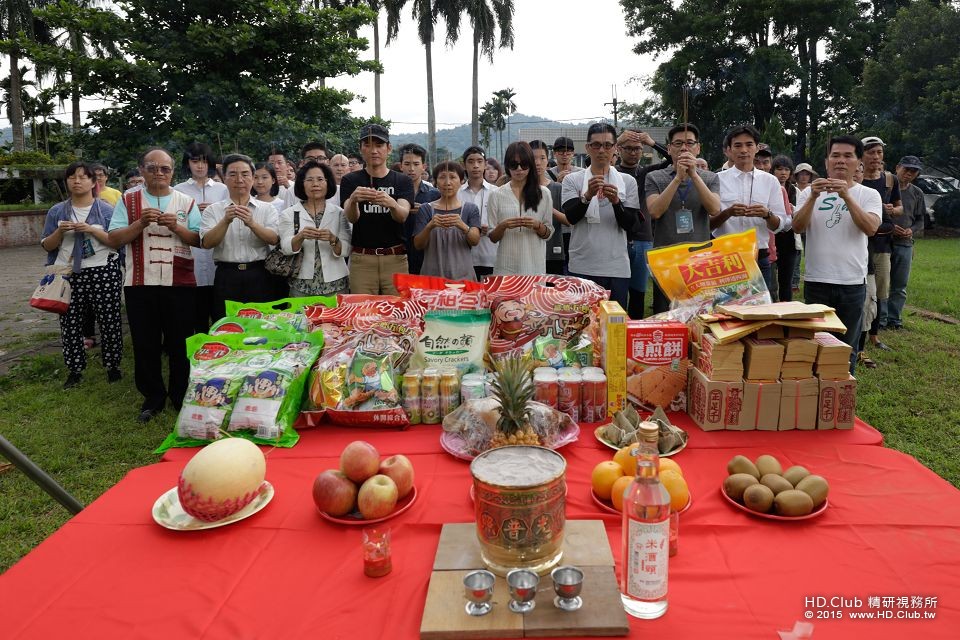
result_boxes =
[914,175,958,228]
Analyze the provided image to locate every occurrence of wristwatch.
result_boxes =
[763,211,771,220]
[580,194,590,205]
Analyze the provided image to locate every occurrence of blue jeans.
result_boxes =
[758,251,774,300]
[569,272,630,310]
[628,240,653,292]
[887,244,913,327]
[804,280,866,374]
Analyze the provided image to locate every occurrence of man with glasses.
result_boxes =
[645,123,721,314]
[561,123,639,309]
[200,154,280,319]
[348,153,364,173]
[92,164,121,205]
[107,148,202,423]
[341,123,414,294]
[616,129,671,318]
[711,125,788,295]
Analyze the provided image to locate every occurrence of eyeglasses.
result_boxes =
[509,162,530,170]
[305,155,328,162]
[348,160,361,166]
[144,164,173,175]
[669,140,699,149]
[587,142,615,151]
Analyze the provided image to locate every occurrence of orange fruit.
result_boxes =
[613,444,638,476]
[591,461,625,500]
[660,469,690,512]
[659,458,683,476]
[610,475,633,512]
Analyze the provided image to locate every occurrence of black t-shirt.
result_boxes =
[861,174,899,256]
[339,169,415,248]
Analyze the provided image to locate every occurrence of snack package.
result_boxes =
[156,332,323,453]
[209,315,298,335]
[626,320,691,412]
[305,298,425,354]
[484,275,608,361]
[394,274,488,310]
[226,296,336,332]
[342,349,400,410]
[410,309,490,375]
[647,229,770,323]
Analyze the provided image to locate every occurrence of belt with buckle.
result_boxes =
[216,260,265,271]
[352,245,406,256]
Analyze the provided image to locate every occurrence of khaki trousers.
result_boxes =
[348,252,408,295]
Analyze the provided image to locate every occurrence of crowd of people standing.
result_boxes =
[40,120,928,420]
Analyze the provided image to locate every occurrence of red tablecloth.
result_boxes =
[4,435,956,639]
[159,413,883,462]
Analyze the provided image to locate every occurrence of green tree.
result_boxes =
[321,1,385,118]
[0,0,52,151]
[489,87,515,161]
[32,0,378,168]
[856,0,960,174]
[478,101,495,154]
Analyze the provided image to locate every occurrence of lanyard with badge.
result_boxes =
[675,177,694,234]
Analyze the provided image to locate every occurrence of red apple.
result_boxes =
[378,454,415,499]
[312,470,358,516]
[357,474,398,520]
[340,440,380,483]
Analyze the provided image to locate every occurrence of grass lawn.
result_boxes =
[1,237,958,572]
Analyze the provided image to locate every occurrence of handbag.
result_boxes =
[264,209,304,277]
[30,267,72,314]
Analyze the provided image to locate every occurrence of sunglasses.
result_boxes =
[144,164,173,175]
[509,161,530,170]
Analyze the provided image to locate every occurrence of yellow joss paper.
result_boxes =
[647,229,771,321]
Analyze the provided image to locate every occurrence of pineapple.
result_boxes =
[488,354,541,448]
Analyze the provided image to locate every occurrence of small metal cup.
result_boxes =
[506,569,539,613]
[551,565,584,611]
[463,570,496,616]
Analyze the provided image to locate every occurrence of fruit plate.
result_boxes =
[720,487,828,521]
[593,425,688,458]
[440,421,581,462]
[317,486,418,525]
[591,488,691,516]
[152,481,274,531]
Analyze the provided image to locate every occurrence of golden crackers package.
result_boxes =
[626,320,690,412]
[647,229,770,322]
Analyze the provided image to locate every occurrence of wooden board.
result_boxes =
[421,520,629,639]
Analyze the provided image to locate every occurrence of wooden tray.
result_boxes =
[420,520,629,639]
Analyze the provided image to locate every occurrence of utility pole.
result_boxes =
[604,85,620,129]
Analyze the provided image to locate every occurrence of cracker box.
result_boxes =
[818,376,857,430]
[743,337,785,381]
[687,367,743,432]
[779,378,819,430]
[740,381,782,431]
[626,320,690,411]
[599,301,628,417]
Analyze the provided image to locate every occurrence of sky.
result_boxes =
[328,1,660,134]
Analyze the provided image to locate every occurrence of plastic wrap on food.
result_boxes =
[442,398,576,454]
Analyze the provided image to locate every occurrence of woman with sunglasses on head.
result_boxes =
[278,160,351,297]
[488,141,553,275]
[412,161,481,281]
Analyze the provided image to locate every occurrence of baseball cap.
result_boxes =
[553,136,575,151]
[755,144,773,157]
[898,155,922,170]
[794,162,815,175]
[861,136,884,149]
[359,123,390,143]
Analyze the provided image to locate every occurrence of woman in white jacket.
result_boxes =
[279,161,351,296]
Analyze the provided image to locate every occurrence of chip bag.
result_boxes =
[647,228,770,323]
[226,296,336,332]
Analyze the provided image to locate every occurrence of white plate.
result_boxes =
[152,481,274,531]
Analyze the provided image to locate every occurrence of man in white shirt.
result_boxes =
[460,145,497,280]
[712,125,788,295]
[200,154,280,319]
[793,135,882,372]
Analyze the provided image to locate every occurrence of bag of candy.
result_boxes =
[647,228,770,323]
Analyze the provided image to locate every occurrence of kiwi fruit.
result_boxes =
[743,483,775,513]
[723,473,759,502]
[774,490,815,516]
[783,465,811,487]
[795,475,829,508]
[760,473,794,495]
[727,455,760,479]
[755,454,783,477]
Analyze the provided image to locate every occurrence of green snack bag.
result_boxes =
[225,296,336,332]
[411,309,490,375]
[532,336,567,369]
[209,315,297,335]
[563,334,593,367]
[342,349,400,411]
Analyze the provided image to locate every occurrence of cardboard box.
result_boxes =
[738,381,782,430]
[625,320,690,411]
[687,367,743,432]
[818,376,857,430]
[779,378,819,430]
[600,301,628,418]
[743,337,785,381]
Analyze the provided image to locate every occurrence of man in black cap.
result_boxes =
[547,136,582,272]
[888,155,927,329]
[340,123,415,294]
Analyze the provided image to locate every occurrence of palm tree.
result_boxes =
[478,101,495,155]
[490,87,516,159]
[1,0,52,151]
[457,1,514,146]
[385,0,460,163]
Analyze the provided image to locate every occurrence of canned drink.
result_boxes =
[533,367,557,377]
[557,371,582,422]
[440,369,461,417]
[581,372,606,423]
[533,372,559,408]
[461,374,486,401]
[421,371,441,424]
[557,367,579,377]
[402,371,422,424]
[593,372,608,421]
[581,367,604,377]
